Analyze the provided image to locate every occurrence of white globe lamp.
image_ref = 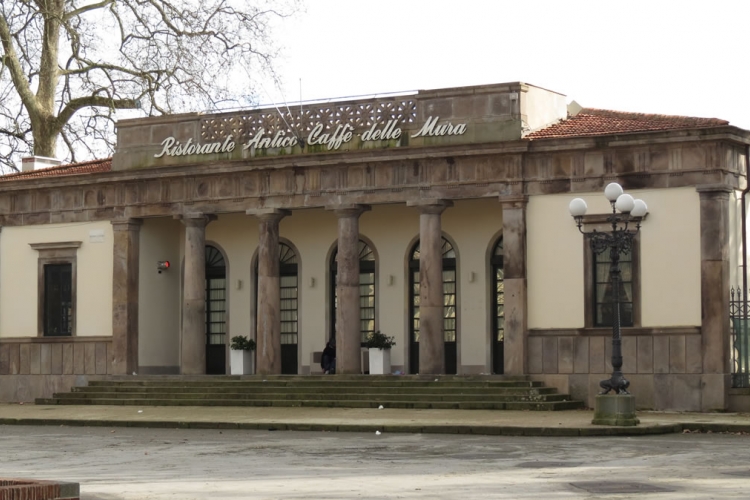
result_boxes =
[615,194,635,213]
[569,198,588,217]
[604,183,624,202]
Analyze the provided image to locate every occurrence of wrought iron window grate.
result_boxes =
[730,287,750,387]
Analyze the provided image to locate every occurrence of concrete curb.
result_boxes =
[0,417,697,436]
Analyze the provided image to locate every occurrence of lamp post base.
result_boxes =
[592,394,639,426]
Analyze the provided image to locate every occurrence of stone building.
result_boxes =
[0,82,747,411]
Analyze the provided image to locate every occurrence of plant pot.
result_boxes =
[230,349,254,375]
[368,348,391,375]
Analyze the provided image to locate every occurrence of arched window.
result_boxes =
[330,240,376,343]
[409,237,457,374]
[491,237,504,374]
[255,242,299,374]
[205,245,227,375]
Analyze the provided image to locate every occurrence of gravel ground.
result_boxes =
[1,425,749,499]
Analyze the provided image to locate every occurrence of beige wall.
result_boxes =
[527,194,584,328]
[442,199,503,371]
[206,213,257,361]
[640,188,701,326]
[278,208,338,370]
[523,85,567,133]
[138,218,182,369]
[527,187,702,329]
[0,221,113,338]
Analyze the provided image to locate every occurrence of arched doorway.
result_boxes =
[254,242,299,374]
[279,243,299,374]
[205,245,227,375]
[329,240,376,344]
[409,237,457,374]
[491,237,504,374]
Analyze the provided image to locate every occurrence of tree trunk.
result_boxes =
[32,0,64,158]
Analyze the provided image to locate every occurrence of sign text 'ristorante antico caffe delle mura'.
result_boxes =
[154,116,468,159]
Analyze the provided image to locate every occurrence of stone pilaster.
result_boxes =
[408,199,453,374]
[697,185,732,411]
[111,219,142,375]
[179,213,214,375]
[328,204,370,374]
[500,195,528,376]
[247,209,291,375]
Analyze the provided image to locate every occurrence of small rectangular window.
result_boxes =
[584,230,640,329]
[44,263,73,336]
[593,247,634,327]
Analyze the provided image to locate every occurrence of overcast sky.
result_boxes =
[261,0,750,129]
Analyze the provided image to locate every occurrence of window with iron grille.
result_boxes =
[31,241,80,337]
[279,243,299,347]
[44,263,72,336]
[584,232,640,328]
[593,246,633,327]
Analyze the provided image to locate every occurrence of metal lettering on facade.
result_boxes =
[153,116,467,158]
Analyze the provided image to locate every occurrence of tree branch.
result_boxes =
[63,0,115,22]
[0,13,40,117]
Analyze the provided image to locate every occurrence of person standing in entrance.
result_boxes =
[321,341,336,374]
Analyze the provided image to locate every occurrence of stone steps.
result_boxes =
[72,386,559,395]
[54,391,571,402]
[37,375,585,411]
[35,397,583,411]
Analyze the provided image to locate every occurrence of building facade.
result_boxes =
[0,82,748,411]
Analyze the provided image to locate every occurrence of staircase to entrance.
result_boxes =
[37,375,584,410]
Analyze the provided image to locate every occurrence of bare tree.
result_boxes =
[0,0,296,172]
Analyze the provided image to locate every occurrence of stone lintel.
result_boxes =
[499,194,528,209]
[325,204,371,218]
[407,199,454,214]
[111,219,143,232]
[695,184,734,195]
[174,213,217,226]
[29,241,82,251]
[246,208,292,222]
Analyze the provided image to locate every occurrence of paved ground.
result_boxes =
[2,404,750,436]
[2,425,750,499]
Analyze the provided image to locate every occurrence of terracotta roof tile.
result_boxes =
[0,158,112,182]
[526,108,729,140]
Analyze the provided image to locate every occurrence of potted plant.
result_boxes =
[365,331,396,375]
[230,336,256,375]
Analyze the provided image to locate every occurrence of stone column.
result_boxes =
[179,213,214,375]
[111,219,142,375]
[697,185,732,411]
[500,195,528,376]
[328,204,370,374]
[247,209,291,375]
[408,199,453,375]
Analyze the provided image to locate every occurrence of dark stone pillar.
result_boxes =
[500,195,528,376]
[247,209,290,375]
[111,219,142,375]
[179,213,214,375]
[697,185,732,411]
[408,199,452,375]
[329,205,370,374]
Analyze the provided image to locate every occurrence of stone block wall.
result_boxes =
[0,338,112,402]
[527,329,708,411]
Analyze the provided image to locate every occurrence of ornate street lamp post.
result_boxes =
[569,183,648,425]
